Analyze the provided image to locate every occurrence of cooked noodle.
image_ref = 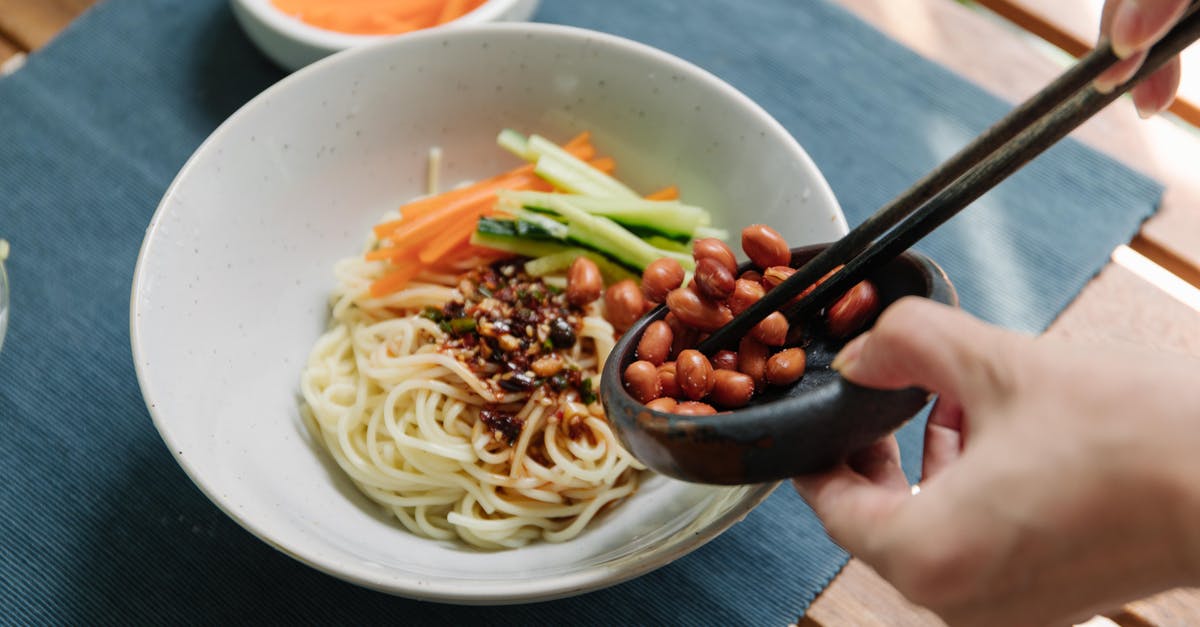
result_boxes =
[301,252,643,549]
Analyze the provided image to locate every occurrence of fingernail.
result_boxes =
[1094,76,1119,94]
[1093,53,1145,94]
[1136,100,1158,118]
[831,332,869,374]
[1112,0,1188,59]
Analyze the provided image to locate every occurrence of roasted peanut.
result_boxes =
[765,347,807,386]
[665,285,733,332]
[604,279,646,332]
[740,270,763,284]
[762,265,796,291]
[694,257,736,300]
[641,258,685,302]
[710,369,756,408]
[646,397,679,412]
[665,313,699,360]
[742,224,791,269]
[636,320,673,365]
[623,360,662,404]
[785,319,807,346]
[566,257,602,306]
[673,401,718,416]
[675,349,715,401]
[751,311,789,346]
[727,278,765,315]
[826,279,881,338]
[658,362,683,397]
[711,349,739,371]
[737,336,769,388]
[693,238,738,275]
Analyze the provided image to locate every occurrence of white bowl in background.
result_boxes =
[132,23,846,604]
[231,0,541,71]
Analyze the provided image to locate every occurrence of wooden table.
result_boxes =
[6,1,1198,625]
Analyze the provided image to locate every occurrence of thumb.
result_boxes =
[831,297,1024,408]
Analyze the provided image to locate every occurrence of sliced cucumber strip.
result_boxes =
[524,249,637,284]
[469,230,577,258]
[496,128,535,161]
[527,135,639,199]
[501,190,709,240]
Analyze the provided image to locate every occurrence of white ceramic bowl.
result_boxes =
[231,0,541,71]
[132,23,847,604]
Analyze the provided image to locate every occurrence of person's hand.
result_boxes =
[793,297,1200,627]
[1095,0,1188,117]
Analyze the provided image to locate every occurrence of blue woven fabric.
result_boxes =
[0,0,1160,624]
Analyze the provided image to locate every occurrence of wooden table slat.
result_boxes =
[0,32,22,67]
[0,0,90,50]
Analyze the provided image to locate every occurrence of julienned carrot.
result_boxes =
[645,185,679,201]
[369,263,424,298]
[365,243,421,263]
[563,130,591,152]
[370,165,533,238]
[418,215,485,264]
[588,156,616,174]
[366,196,495,261]
[371,132,595,239]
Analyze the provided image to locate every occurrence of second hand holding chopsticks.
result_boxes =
[698,1,1200,354]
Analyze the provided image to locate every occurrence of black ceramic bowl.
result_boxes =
[600,244,957,485]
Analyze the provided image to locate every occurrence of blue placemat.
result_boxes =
[0,0,1160,624]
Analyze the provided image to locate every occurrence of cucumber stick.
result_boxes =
[501,190,710,240]
[527,135,639,199]
[524,249,637,284]
[469,230,577,258]
[496,128,535,161]
[543,195,693,271]
[496,130,640,199]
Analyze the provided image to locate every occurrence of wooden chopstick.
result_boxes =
[697,1,1200,354]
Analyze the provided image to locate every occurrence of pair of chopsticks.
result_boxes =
[698,1,1200,354]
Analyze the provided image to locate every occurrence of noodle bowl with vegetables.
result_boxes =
[301,129,722,548]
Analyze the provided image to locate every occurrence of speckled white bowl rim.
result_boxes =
[131,22,847,604]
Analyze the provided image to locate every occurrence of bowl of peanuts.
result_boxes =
[600,230,957,486]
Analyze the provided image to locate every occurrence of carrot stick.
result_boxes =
[645,185,679,201]
[588,156,616,174]
[365,243,421,263]
[369,263,424,298]
[563,131,590,152]
[418,219,479,265]
[371,136,595,239]
[371,164,533,238]
[368,195,495,261]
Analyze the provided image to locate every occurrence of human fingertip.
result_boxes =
[1133,57,1182,118]
[831,331,869,374]
[1093,76,1119,94]
[1111,37,1140,61]
[1111,0,1190,58]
